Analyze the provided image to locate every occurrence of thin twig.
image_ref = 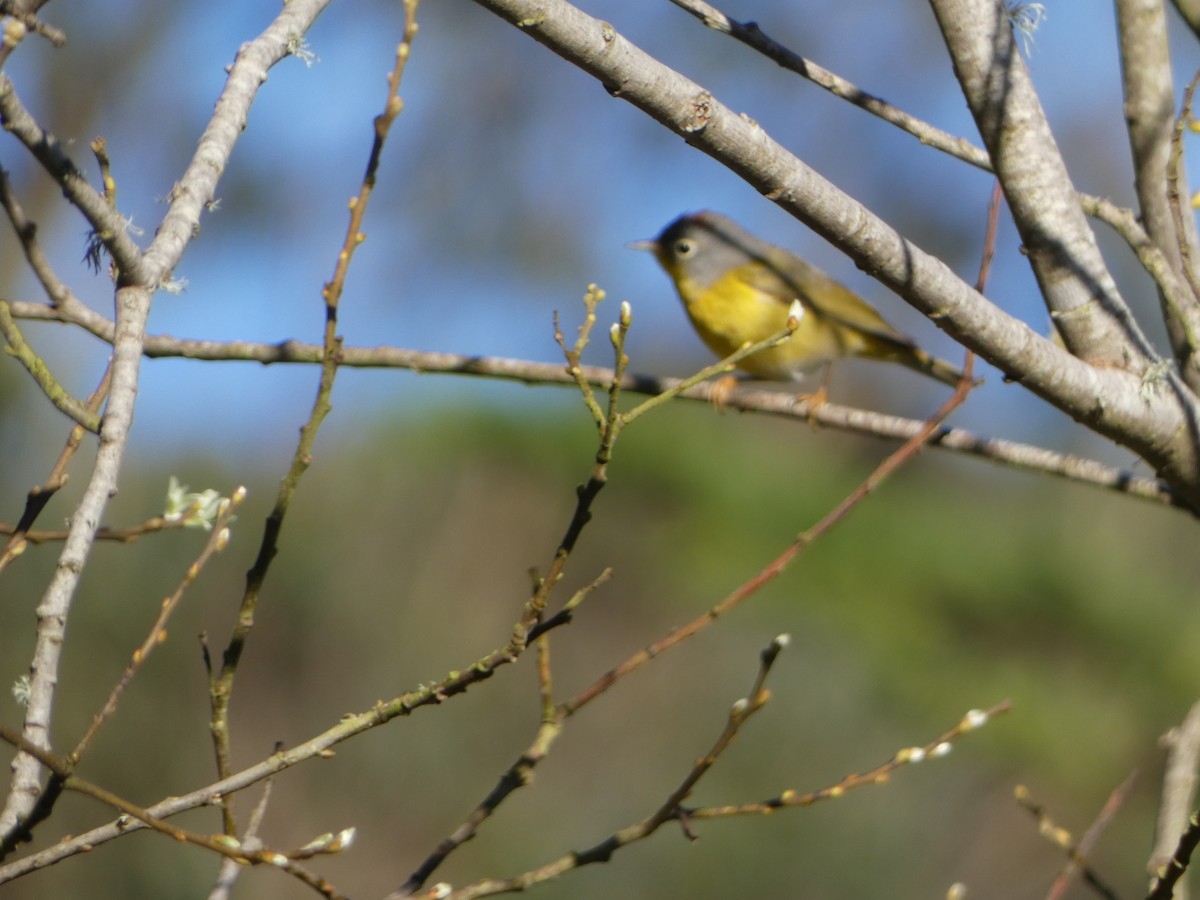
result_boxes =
[0,166,83,313]
[0,605,579,882]
[1014,784,1121,900]
[0,302,100,431]
[561,370,977,718]
[206,0,420,837]
[1165,71,1200,332]
[976,180,1003,292]
[4,299,1175,506]
[526,567,612,643]
[687,702,1009,821]
[666,0,991,170]
[71,489,244,761]
[555,285,609,426]
[647,634,787,835]
[0,515,189,545]
[1149,812,1200,900]
[439,701,1007,899]
[618,313,798,426]
[1150,700,1200,899]
[209,780,274,900]
[0,362,111,574]
[1046,771,1137,900]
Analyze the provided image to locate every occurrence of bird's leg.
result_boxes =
[707,373,740,413]
[792,364,831,422]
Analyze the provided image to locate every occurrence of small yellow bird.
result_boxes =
[632,211,966,393]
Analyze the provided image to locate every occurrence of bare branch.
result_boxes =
[206,0,414,836]
[1150,812,1200,900]
[439,701,1008,899]
[1,298,1177,506]
[0,78,147,282]
[0,601,578,882]
[0,166,87,315]
[71,489,244,762]
[931,0,1156,370]
[467,0,1200,509]
[0,302,99,431]
[0,0,335,849]
[1116,0,1200,390]
[1149,700,1200,899]
[687,702,1010,822]
[1046,772,1137,900]
[1013,783,1122,900]
[667,0,993,170]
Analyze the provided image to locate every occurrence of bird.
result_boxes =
[630,211,967,401]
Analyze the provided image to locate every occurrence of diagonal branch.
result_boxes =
[439,701,1005,899]
[0,302,100,431]
[0,78,147,282]
[563,367,975,718]
[0,605,579,882]
[0,365,111,575]
[669,0,1180,330]
[1149,812,1200,900]
[467,0,1200,510]
[1115,0,1200,391]
[0,0,335,851]
[206,0,414,837]
[1149,700,1200,899]
[933,0,1161,371]
[667,0,992,171]
[1,299,1179,506]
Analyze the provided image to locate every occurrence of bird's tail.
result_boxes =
[900,347,978,388]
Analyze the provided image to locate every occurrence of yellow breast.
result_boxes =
[675,268,864,380]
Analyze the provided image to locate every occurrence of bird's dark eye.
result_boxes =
[673,239,695,257]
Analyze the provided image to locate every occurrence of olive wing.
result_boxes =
[735,249,919,352]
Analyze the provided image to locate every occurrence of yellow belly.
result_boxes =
[677,271,865,381]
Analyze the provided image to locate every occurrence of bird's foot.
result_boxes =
[793,386,828,425]
[707,374,740,413]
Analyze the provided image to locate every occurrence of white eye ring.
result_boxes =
[674,239,695,257]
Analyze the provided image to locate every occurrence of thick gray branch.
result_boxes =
[1116,0,1200,390]
[468,0,1200,509]
[930,0,1159,371]
[0,0,333,843]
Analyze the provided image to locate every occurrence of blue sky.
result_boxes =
[4,1,1199,488]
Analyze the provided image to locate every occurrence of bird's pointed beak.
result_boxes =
[626,238,659,253]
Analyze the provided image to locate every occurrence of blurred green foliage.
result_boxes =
[1,1,1197,898]
[3,393,1198,899]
